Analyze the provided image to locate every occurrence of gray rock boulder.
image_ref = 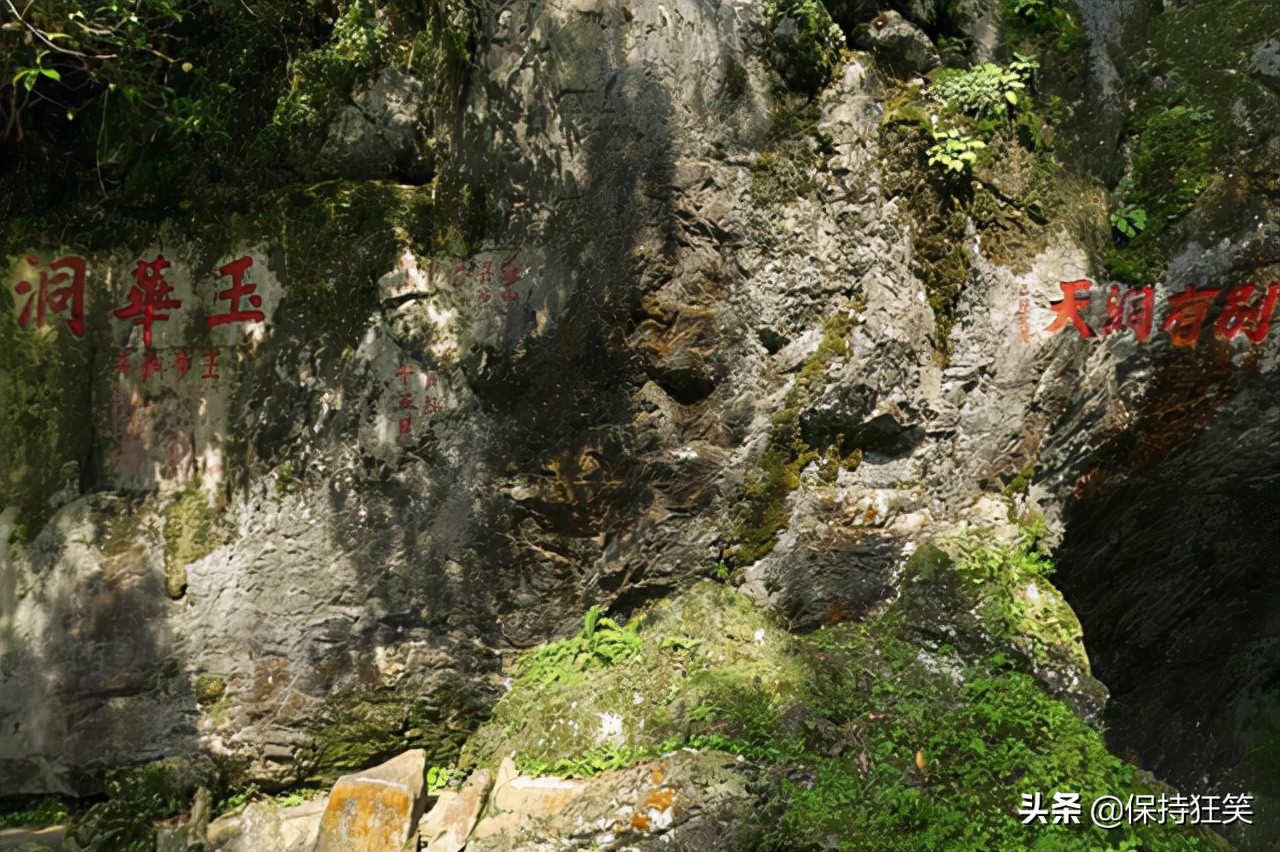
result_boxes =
[316,68,432,181]
[866,11,941,77]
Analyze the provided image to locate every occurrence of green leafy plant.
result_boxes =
[1008,0,1049,19]
[1110,204,1148,239]
[517,605,643,685]
[11,50,62,92]
[931,56,1039,120]
[1001,0,1084,51]
[426,765,452,794]
[927,128,986,174]
[0,797,71,829]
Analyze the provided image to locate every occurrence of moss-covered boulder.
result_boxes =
[459,573,1227,850]
[765,0,846,96]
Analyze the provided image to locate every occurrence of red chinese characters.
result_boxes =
[398,392,415,435]
[1103,284,1155,343]
[207,255,264,328]
[15,255,86,338]
[1162,284,1221,348]
[1214,283,1280,344]
[112,347,223,382]
[442,251,524,305]
[395,363,415,434]
[1045,279,1095,339]
[201,349,220,380]
[115,255,181,347]
[141,350,165,380]
[1043,279,1278,349]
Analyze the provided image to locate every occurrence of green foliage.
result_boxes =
[1099,0,1280,284]
[931,56,1039,123]
[426,765,453,794]
[1109,204,1148,239]
[193,673,227,705]
[11,50,63,92]
[1001,0,1085,53]
[1007,0,1050,20]
[926,128,986,174]
[520,742,679,779]
[460,578,1224,851]
[0,797,71,829]
[271,1,392,169]
[296,671,488,781]
[1003,458,1037,496]
[763,664,1218,851]
[0,0,480,246]
[1105,104,1217,283]
[256,175,488,349]
[213,782,325,816]
[66,758,213,852]
[0,252,93,540]
[749,101,833,206]
[1128,106,1215,227]
[764,0,845,96]
[517,605,644,686]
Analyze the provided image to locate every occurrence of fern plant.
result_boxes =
[517,605,643,685]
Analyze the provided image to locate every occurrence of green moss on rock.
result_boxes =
[731,313,856,565]
[296,672,490,783]
[66,756,217,852]
[193,674,227,706]
[162,480,222,600]
[765,0,846,96]
[458,551,1227,850]
[1103,0,1279,283]
[1,252,94,540]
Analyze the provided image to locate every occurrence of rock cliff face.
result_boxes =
[1,0,1277,848]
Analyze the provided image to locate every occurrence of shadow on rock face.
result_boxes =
[746,529,902,633]
[801,385,925,459]
[0,495,201,797]
[1048,354,1280,848]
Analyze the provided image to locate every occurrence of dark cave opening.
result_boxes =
[1051,383,1280,846]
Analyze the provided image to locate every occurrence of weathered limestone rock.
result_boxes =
[418,767,492,852]
[947,0,1002,63]
[1252,38,1280,92]
[316,68,431,181]
[155,786,212,852]
[3,0,1278,847]
[468,756,586,844]
[206,796,327,852]
[314,749,427,852]
[866,10,941,77]
[467,752,760,851]
[0,826,65,850]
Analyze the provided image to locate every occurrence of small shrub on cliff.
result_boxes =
[66,758,213,852]
[927,128,987,174]
[931,56,1039,124]
[765,0,846,96]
